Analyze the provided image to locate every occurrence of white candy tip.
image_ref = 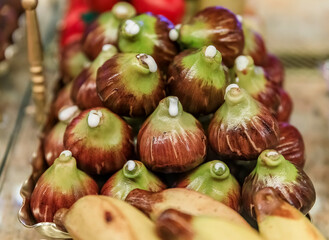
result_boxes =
[58,105,79,122]
[102,44,115,52]
[168,97,179,117]
[139,54,158,73]
[169,29,179,41]
[4,45,17,59]
[175,24,182,30]
[235,55,249,71]
[126,160,136,171]
[113,4,129,15]
[205,45,217,58]
[214,162,226,172]
[87,110,103,128]
[254,66,265,75]
[225,84,240,95]
[60,150,72,158]
[266,150,279,157]
[235,77,240,83]
[124,20,140,36]
[236,15,243,23]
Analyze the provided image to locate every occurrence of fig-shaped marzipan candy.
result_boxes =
[71,44,118,109]
[30,150,99,223]
[44,105,80,166]
[138,96,207,173]
[64,107,134,175]
[262,53,285,87]
[167,45,228,115]
[97,53,166,117]
[276,122,305,168]
[52,82,74,119]
[238,15,267,66]
[242,149,315,219]
[118,13,178,69]
[178,6,244,67]
[276,88,293,122]
[208,84,280,160]
[82,2,136,60]
[176,160,240,211]
[233,55,281,114]
[101,160,166,200]
[60,40,90,81]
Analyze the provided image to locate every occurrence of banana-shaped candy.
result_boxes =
[156,209,263,240]
[254,188,325,240]
[125,188,250,228]
[63,195,160,240]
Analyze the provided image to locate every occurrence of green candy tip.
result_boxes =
[210,161,230,180]
[123,160,141,178]
[58,150,73,162]
[224,84,244,105]
[259,150,283,168]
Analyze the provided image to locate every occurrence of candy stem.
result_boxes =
[235,55,250,72]
[112,2,136,20]
[87,110,103,128]
[254,66,265,76]
[102,44,116,52]
[169,28,179,41]
[175,24,182,30]
[236,15,243,23]
[204,45,217,58]
[259,150,283,168]
[210,161,230,180]
[224,84,244,105]
[57,150,73,163]
[235,56,266,95]
[136,54,158,73]
[53,150,78,174]
[58,105,79,123]
[168,97,179,117]
[122,19,140,37]
[123,160,141,179]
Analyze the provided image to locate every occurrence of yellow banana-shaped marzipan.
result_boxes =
[254,188,325,240]
[63,195,160,240]
[125,188,250,228]
[156,209,263,240]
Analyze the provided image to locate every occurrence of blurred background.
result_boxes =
[0,0,328,239]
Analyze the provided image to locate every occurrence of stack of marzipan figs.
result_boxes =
[31,2,325,240]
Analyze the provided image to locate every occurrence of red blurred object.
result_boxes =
[67,0,89,11]
[131,0,185,24]
[60,1,89,48]
[86,0,118,12]
[276,88,293,122]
